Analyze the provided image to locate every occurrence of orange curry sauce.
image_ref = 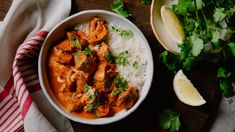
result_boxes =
[47,17,139,119]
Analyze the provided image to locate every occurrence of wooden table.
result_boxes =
[0,0,221,132]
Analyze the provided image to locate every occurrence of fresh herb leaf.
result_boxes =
[190,33,204,57]
[213,8,235,22]
[70,35,81,49]
[114,76,127,90]
[217,67,231,78]
[219,79,233,97]
[111,0,132,18]
[70,35,76,41]
[217,67,233,97]
[211,31,220,44]
[85,99,99,112]
[160,51,179,74]
[159,109,181,132]
[111,89,121,95]
[188,0,204,12]
[228,42,235,58]
[83,84,89,93]
[116,50,129,66]
[82,61,90,67]
[105,53,115,63]
[177,0,192,16]
[132,61,139,69]
[140,0,152,4]
[112,26,133,38]
[84,48,93,56]
[214,8,227,22]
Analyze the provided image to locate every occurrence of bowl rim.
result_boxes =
[38,9,154,125]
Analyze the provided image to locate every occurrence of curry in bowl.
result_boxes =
[47,17,146,119]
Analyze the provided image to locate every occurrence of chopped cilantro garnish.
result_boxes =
[83,84,89,93]
[111,89,121,96]
[115,50,129,66]
[132,61,139,69]
[82,61,90,67]
[105,53,115,63]
[84,48,93,56]
[70,35,76,41]
[111,26,133,38]
[70,35,81,48]
[114,76,127,90]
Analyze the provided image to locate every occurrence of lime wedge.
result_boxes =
[161,5,185,44]
[173,70,206,106]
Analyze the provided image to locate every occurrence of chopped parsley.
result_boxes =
[105,53,115,63]
[114,76,127,91]
[115,50,129,66]
[132,61,139,69]
[83,84,89,93]
[84,48,93,56]
[111,0,132,18]
[111,89,121,96]
[112,26,133,38]
[70,35,81,48]
[81,61,90,67]
[159,109,181,132]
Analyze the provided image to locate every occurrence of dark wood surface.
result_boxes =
[0,0,221,132]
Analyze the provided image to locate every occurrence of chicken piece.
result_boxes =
[76,72,89,94]
[117,85,139,109]
[48,55,70,77]
[89,42,109,61]
[74,51,87,69]
[97,103,110,117]
[74,51,98,76]
[87,18,108,44]
[51,48,73,65]
[94,81,105,92]
[58,92,85,112]
[56,39,76,52]
[94,61,107,81]
[108,93,118,104]
[67,31,88,49]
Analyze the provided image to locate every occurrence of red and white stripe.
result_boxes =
[0,31,48,132]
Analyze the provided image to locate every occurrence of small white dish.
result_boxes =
[38,10,153,125]
[150,0,180,53]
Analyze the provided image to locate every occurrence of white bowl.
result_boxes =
[38,10,153,125]
[150,0,180,53]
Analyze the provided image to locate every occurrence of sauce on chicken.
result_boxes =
[47,17,139,119]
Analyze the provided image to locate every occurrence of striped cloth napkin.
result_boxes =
[0,0,74,131]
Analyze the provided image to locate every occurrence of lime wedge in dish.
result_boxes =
[161,5,185,44]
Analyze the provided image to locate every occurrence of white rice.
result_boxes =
[75,23,147,91]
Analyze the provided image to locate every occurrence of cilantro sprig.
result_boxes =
[217,67,233,97]
[159,109,181,132]
[160,0,235,97]
[111,0,132,18]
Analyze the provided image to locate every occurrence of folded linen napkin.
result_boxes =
[0,0,74,131]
